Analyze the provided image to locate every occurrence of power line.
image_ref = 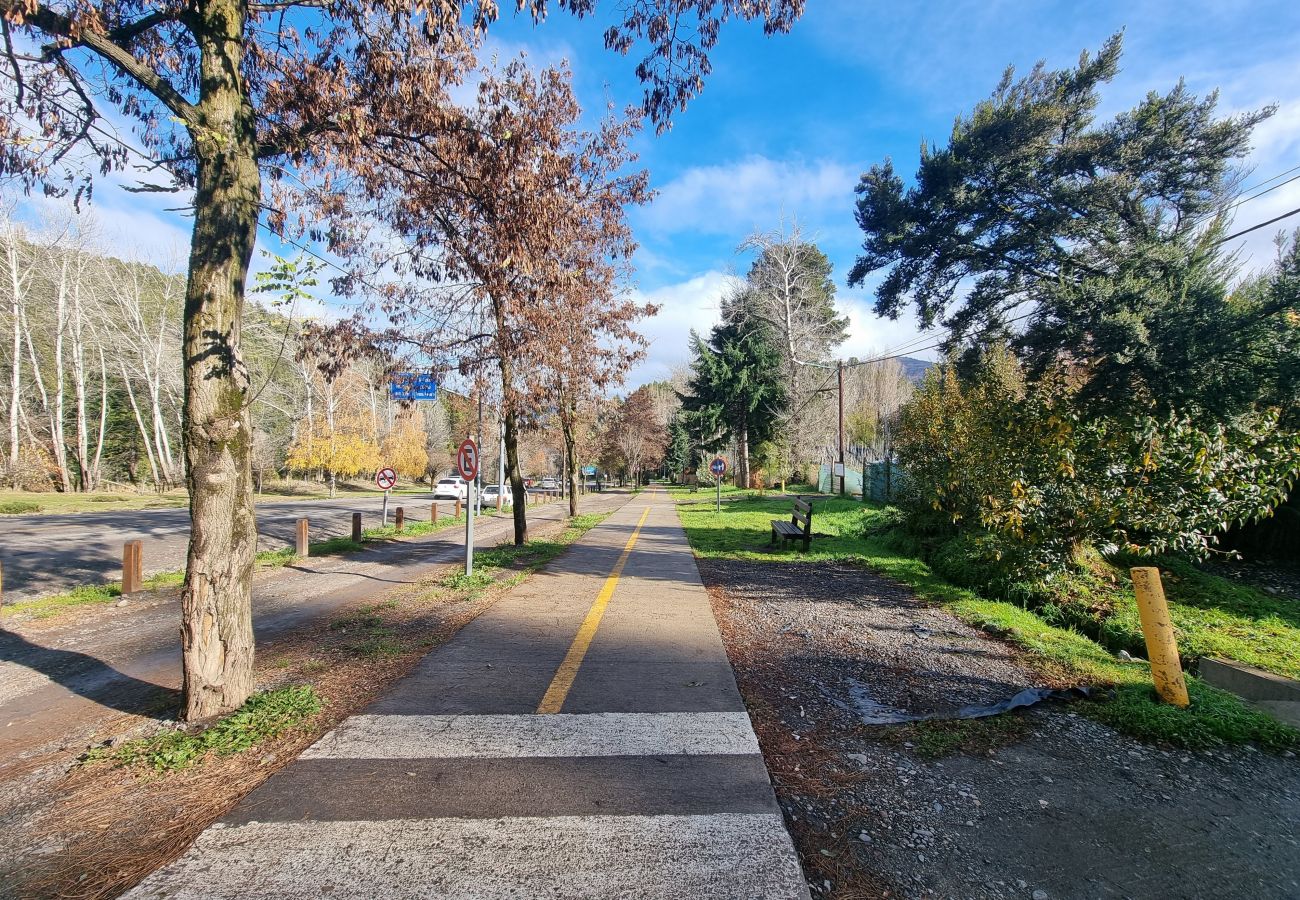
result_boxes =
[1216,205,1300,245]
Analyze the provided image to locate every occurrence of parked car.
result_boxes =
[433,476,468,501]
[480,483,519,507]
[538,477,559,491]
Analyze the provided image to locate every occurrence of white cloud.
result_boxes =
[639,156,858,238]
[837,291,936,362]
[622,270,736,385]
[621,271,936,390]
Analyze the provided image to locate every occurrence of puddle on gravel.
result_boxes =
[820,677,1090,725]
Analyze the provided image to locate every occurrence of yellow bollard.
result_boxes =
[1130,567,1190,708]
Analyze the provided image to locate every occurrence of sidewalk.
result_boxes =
[126,488,809,899]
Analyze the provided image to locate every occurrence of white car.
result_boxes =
[538,477,559,491]
[480,483,519,507]
[432,476,468,501]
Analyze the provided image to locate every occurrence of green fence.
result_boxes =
[818,461,902,502]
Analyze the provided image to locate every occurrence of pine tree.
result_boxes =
[680,318,786,488]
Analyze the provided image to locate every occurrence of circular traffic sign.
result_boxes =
[456,438,480,481]
[710,457,727,477]
[375,467,397,490]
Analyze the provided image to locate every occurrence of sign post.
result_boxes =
[710,456,727,513]
[457,438,480,575]
[375,466,397,527]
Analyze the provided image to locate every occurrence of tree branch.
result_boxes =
[1,0,198,124]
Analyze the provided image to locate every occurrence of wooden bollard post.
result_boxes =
[296,518,309,557]
[455,498,462,518]
[351,512,362,543]
[122,540,142,594]
[395,507,405,532]
[430,503,439,524]
[1130,567,1190,708]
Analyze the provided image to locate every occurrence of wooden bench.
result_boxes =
[771,497,813,551]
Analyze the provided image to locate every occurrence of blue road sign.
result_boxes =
[710,457,727,476]
[390,372,437,401]
[582,465,597,475]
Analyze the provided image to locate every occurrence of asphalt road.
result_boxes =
[0,492,464,601]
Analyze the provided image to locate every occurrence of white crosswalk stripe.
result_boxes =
[301,711,762,759]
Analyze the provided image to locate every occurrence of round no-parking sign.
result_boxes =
[457,438,480,481]
[375,467,397,490]
[709,457,727,477]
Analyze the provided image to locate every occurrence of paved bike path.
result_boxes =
[127,489,809,899]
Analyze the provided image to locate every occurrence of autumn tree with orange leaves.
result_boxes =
[330,58,655,544]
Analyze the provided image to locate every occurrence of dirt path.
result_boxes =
[702,558,1300,900]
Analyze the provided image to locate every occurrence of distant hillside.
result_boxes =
[898,356,933,381]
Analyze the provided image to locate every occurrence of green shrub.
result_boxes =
[0,500,41,514]
[895,351,1300,583]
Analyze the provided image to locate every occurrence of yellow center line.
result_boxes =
[536,506,652,714]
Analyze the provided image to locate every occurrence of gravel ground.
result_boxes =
[701,558,1300,900]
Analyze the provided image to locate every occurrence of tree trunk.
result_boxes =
[561,408,578,517]
[7,276,19,487]
[737,417,750,489]
[179,2,261,722]
[503,404,527,545]
[122,359,163,489]
[90,346,108,491]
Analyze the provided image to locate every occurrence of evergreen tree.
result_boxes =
[664,413,696,480]
[849,33,1289,423]
[680,318,787,488]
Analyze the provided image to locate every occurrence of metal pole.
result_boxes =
[465,478,475,576]
[476,391,484,515]
[382,489,389,527]
[837,359,846,497]
[715,476,720,513]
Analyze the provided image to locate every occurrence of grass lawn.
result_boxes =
[0,481,444,516]
[664,481,818,501]
[676,494,1298,751]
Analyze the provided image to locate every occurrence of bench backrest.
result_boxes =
[791,498,812,534]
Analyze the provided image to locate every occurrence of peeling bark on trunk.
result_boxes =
[179,0,260,722]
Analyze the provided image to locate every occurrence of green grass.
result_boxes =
[435,512,610,595]
[1,570,186,619]
[676,494,875,560]
[677,495,1298,751]
[1037,553,1300,682]
[86,686,322,772]
[0,499,42,514]
[254,536,367,568]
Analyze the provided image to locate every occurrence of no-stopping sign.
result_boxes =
[709,457,727,477]
[456,438,480,481]
[375,467,397,490]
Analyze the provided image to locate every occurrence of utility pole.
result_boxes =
[837,359,846,497]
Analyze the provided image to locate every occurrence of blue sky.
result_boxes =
[25,0,1300,388]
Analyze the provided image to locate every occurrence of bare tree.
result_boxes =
[733,225,847,471]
